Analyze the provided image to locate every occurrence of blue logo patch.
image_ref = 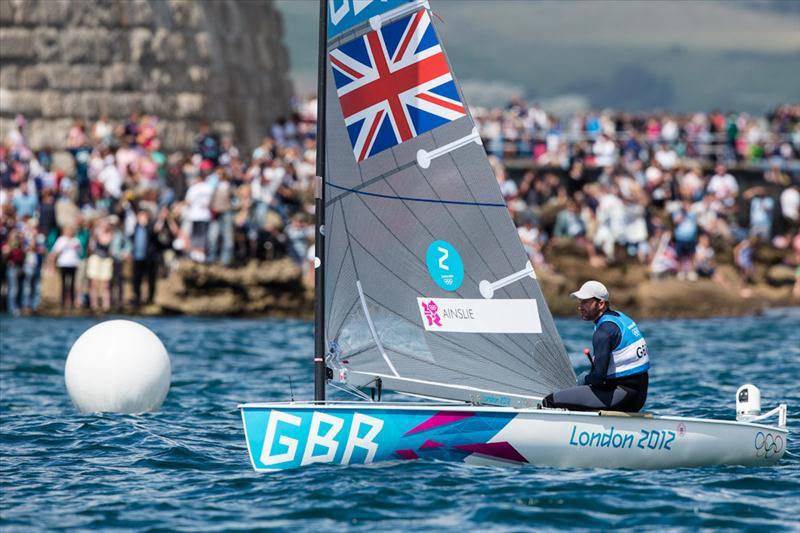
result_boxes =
[426,240,464,291]
[327,0,415,39]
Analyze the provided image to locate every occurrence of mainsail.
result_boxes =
[322,1,576,404]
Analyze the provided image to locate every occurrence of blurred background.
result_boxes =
[1,0,798,319]
[281,0,800,112]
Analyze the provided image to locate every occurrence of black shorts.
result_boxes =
[675,240,696,259]
[191,221,210,249]
[543,373,649,412]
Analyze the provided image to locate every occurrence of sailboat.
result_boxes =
[240,0,788,471]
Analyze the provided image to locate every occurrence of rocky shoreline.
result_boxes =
[35,257,313,319]
[541,239,798,319]
[32,242,798,321]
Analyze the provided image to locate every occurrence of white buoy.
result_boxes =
[65,320,171,414]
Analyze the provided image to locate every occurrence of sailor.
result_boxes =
[542,280,650,412]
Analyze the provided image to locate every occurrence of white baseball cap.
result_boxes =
[570,280,609,301]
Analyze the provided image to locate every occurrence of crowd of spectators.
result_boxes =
[476,102,800,170]
[1,100,799,315]
[485,102,800,297]
[0,106,317,316]
[504,158,800,295]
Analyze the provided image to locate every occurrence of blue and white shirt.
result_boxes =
[584,310,650,385]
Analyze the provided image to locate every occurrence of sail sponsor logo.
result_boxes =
[426,240,464,291]
[421,300,442,327]
[259,411,384,468]
[417,298,542,334]
[568,425,676,451]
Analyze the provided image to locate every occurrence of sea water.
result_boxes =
[1,310,799,531]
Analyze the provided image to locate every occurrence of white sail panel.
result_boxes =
[324,5,576,403]
[416,298,542,334]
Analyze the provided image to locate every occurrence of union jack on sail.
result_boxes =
[330,8,466,163]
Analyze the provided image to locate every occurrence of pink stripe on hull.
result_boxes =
[419,439,444,450]
[404,412,475,436]
[395,449,419,460]
[453,442,528,463]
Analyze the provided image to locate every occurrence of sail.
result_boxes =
[323,1,576,404]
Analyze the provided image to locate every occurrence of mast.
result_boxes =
[313,0,328,403]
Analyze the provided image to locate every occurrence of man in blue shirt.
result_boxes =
[131,210,159,306]
[12,181,38,219]
[67,145,91,206]
[542,281,650,412]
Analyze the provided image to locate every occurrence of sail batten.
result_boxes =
[324,3,576,404]
[327,182,507,208]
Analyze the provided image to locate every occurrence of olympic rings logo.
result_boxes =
[754,431,784,458]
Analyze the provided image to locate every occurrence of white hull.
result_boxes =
[240,402,788,471]
[470,409,786,469]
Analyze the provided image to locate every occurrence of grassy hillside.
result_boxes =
[276,0,800,112]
